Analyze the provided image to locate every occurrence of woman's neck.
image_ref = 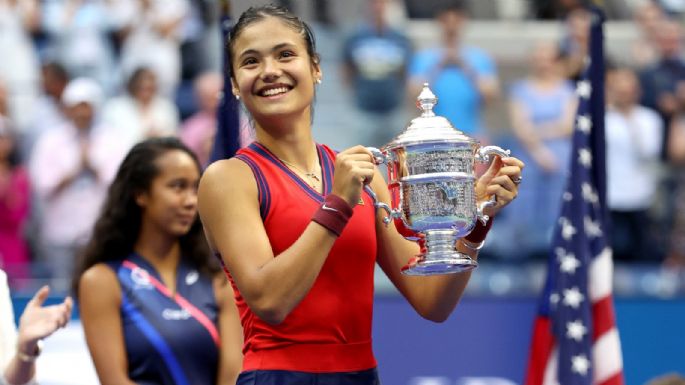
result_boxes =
[133,225,181,275]
[254,113,318,170]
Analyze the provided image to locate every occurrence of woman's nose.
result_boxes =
[261,58,283,81]
[184,190,198,208]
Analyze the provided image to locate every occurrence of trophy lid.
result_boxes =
[384,83,476,150]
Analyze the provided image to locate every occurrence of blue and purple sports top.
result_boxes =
[108,253,220,385]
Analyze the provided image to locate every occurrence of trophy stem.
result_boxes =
[402,230,478,276]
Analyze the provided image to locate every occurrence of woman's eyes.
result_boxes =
[279,50,295,58]
[241,57,258,66]
[240,51,296,67]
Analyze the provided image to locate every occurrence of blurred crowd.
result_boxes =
[1,0,685,292]
[0,0,227,290]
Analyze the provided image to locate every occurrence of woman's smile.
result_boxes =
[257,84,294,99]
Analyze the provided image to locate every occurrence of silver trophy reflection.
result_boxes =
[365,84,510,275]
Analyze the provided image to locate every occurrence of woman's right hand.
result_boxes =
[331,146,375,206]
[17,286,73,354]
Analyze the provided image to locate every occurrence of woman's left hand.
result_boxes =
[475,156,525,218]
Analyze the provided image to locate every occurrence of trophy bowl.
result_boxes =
[366,83,510,276]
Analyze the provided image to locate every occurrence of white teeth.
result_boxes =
[262,87,289,96]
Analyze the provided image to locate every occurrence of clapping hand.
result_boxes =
[16,286,73,355]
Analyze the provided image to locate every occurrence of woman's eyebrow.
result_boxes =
[238,42,297,59]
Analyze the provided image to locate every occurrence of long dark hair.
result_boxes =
[226,4,320,80]
[73,137,217,295]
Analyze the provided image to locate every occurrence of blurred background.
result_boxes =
[1,0,685,384]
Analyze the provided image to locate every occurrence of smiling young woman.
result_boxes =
[198,5,524,385]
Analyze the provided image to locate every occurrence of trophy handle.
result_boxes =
[362,147,401,226]
[366,147,388,165]
[475,145,510,164]
[363,185,401,226]
[475,145,511,225]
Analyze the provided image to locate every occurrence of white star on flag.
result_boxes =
[581,183,598,204]
[563,287,585,308]
[557,248,581,274]
[571,354,591,376]
[578,148,592,168]
[566,320,588,342]
[584,216,602,238]
[576,80,592,99]
[562,192,573,202]
[577,115,592,134]
[559,218,577,241]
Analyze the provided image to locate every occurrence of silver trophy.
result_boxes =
[365,83,510,276]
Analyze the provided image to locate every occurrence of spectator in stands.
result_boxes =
[180,71,222,168]
[102,67,180,150]
[606,67,664,262]
[506,41,576,258]
[665,83,685,268]
[21,61,70,159]
[631,0,666,69]
[29,78,126,291]
[0,96,31,285]
[1,270,73,385]
[0,0,41,133]
[175,0,220,120]
[42,0,117,94]
[341,0,412,148]
[558,7,591,82]
[639,19,685,129]
[117,0,190,98]
[408,2,499,139]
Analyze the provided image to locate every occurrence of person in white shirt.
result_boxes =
[29,78,127,291]
[101,67,179,150]
[1,269,73,385]
[605,67,664,262]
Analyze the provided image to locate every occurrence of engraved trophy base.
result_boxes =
[401,230,478,276]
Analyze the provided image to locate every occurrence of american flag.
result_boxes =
[524,6,624,385]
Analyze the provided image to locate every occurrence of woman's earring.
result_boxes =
[316,78,322,85]
[235,94,240,100]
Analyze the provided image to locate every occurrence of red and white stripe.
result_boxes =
[526,248,624,385]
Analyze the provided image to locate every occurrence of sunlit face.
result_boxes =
[230,17,321,123]
[136,150,200,237]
